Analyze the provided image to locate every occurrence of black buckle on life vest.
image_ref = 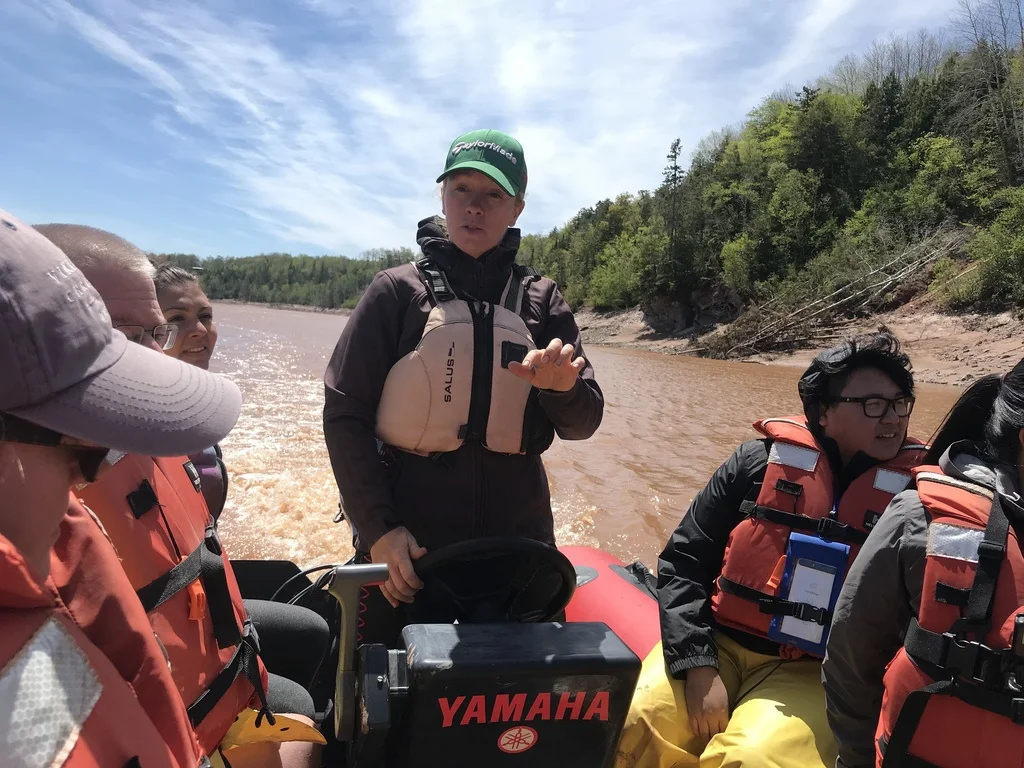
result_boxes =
[978,540,1007,561]
[1011,697,1024,724]
[126,480,160,519]
[940,633,1004,687]
[756,595,829,625]
[789,602,829,625]
[816,516,848,540]
[182,460,202,493]
[205,524,222,556]
[774,479,803,498]
[187,618,274,730]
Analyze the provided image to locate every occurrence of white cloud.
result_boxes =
[758,0,861,89]
[20,0,962,254]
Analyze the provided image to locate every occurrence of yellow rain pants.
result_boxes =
[615,633,837,768]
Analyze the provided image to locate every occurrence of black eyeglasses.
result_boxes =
[831,396,915,419]
[115,323,178,351]
[0,413,110,483]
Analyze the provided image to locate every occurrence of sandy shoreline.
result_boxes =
[575,306,1024,387]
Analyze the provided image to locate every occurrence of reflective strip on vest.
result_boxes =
[768,442,819,472]
[926,522,985,564]
[874,468,912,495]
[1,618,102,768]
[376,261,538,456]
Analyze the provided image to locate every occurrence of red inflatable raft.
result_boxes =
[561,545,661,661]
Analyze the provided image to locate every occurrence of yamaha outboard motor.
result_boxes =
[327,539,642,768]
[362,623,639,767]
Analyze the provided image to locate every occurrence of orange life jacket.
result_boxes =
[2,525,187,768]
[50,497,204,767]
[73,453,270,755]
[711,417,927,650]
[876,466,1024,768]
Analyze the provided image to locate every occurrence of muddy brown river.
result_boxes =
[210,302,961,570]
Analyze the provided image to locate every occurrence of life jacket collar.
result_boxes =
[0,532,50,607]
[416,216,522,300]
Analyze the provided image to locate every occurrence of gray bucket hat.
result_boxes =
[0,209,242,457]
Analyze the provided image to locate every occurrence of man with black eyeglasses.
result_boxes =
[616,328,928,768]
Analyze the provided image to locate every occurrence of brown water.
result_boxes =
[210,302,961,570]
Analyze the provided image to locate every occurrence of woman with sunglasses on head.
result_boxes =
[618,329,926,768]
[155,264,218,370]
[153,264,227,519]
[0,210,246,768]
[823,356,1024,768]
[151,262,332,722]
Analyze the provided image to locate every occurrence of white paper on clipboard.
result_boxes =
[778,559,837,643]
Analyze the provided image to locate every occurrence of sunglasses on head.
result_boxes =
[0,413,110,483]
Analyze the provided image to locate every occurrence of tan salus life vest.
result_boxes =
[376,257,540,456]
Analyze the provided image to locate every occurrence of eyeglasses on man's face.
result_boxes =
[831,395,915,419]
[115,323,178,351]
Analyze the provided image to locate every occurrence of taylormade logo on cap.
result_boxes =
[452,140,519,165]
[438,129,527,196]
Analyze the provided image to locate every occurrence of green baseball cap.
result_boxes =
[436,129,528,197]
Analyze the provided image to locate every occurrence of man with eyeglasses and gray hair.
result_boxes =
[34,225,179,352]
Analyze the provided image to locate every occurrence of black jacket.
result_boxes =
[323,217,604,554]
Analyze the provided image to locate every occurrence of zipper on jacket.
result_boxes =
[471,442,483,538]
[465,300,494,442]
[465,299,494,539]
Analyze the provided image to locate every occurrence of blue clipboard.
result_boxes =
[766,532,850,656]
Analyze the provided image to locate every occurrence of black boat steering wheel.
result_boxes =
[405,537,576,625]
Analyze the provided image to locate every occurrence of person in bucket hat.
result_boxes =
[1,221,241,461]
[323,129,604,644]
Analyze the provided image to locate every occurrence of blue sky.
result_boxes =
[0,0,960,257]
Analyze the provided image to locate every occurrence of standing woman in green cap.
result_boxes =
[323,129,604,640]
